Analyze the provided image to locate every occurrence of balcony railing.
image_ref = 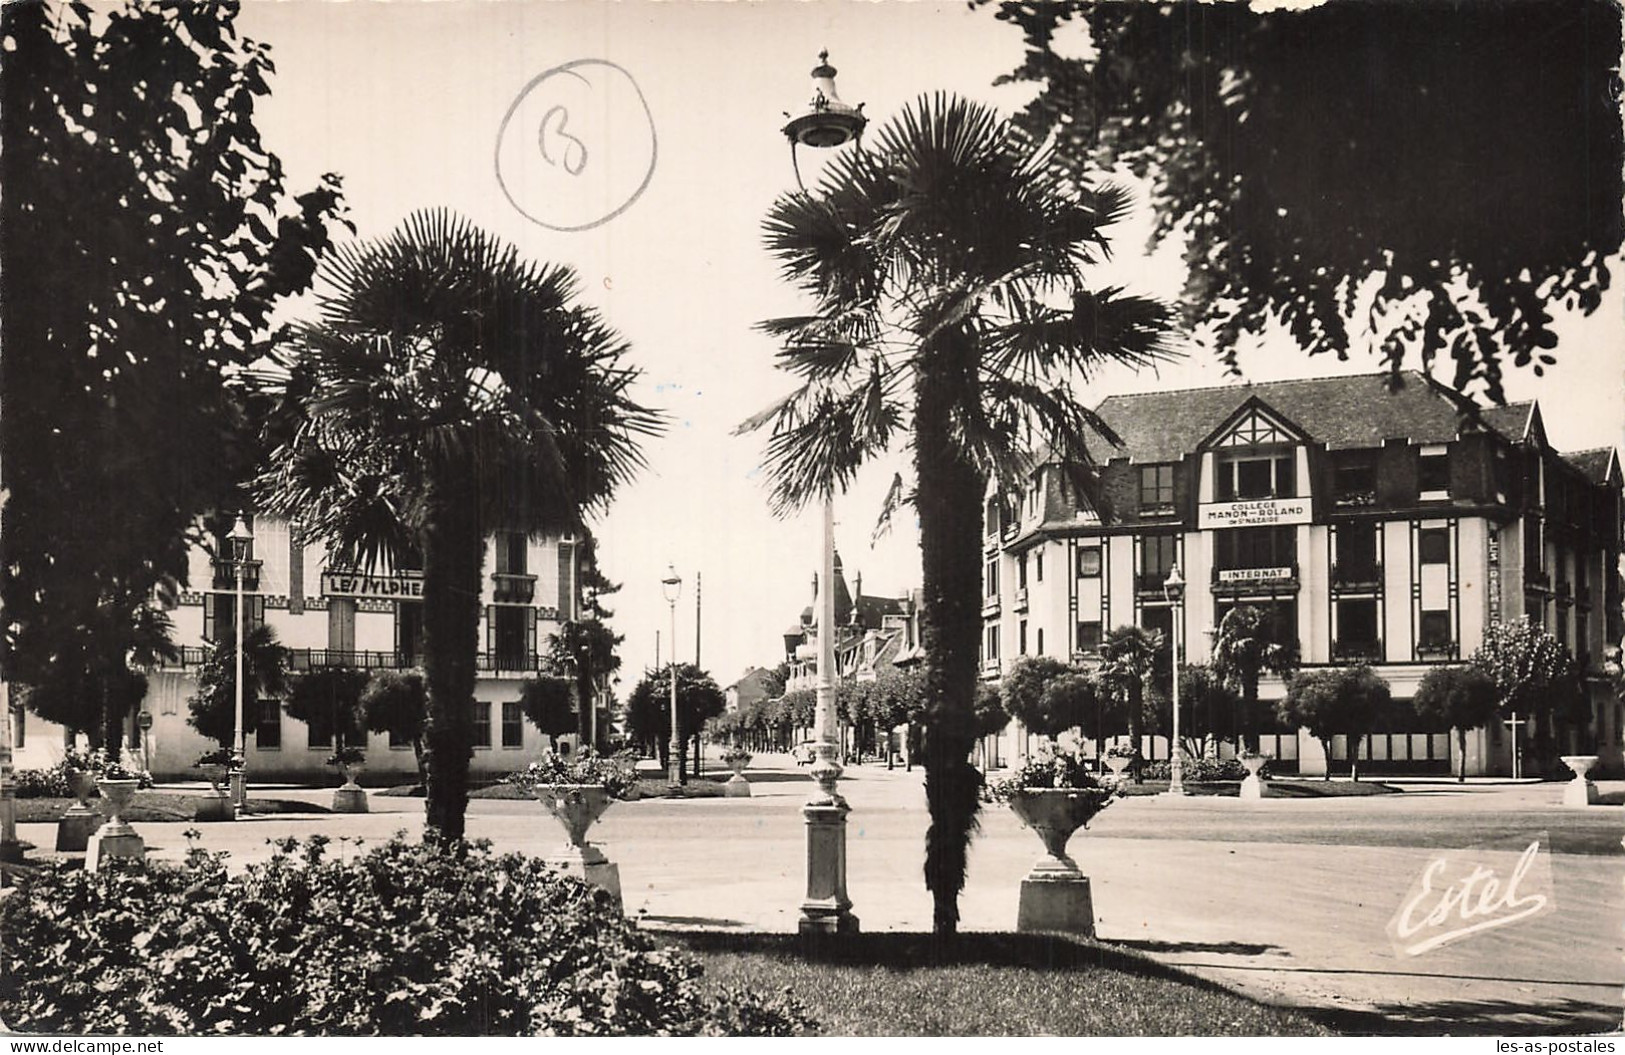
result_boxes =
[1416,640,1458,661]
[491,572,537,604]
[1331,562,1383,591]
[1331,638,1383,663]
[981,596,1001,617]
[1014,586,1029,612]
[1332,490,1377,508]
[1525,569,1550,590]
[1138,501,1176,518]
[1135,572,1176,596]
[163,647,544,674]
[210,559,262,591]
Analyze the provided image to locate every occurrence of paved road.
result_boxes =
[17,758,1622,1035]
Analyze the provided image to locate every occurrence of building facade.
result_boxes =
[982,372,1623,776]
[15,514,587,781]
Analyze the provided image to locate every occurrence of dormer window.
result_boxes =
[1139,464,1175,514]
[1217,453,1295,501]
[1419,445,1450,499]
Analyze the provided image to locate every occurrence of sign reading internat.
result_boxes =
[1198,497,1311,529]
[1217,567,1295,584]
[321,570,425,600]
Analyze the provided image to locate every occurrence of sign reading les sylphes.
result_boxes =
[321,570,424,600]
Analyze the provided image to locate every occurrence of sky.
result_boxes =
[234,0,1624,699]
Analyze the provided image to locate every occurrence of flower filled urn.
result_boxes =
[1009,787,1114,878]
[55,765,102,852]
[991,749,1118,938]
[194,761,235,822]
[85,776,144,871]
[535,784,622,909]
[1238,753,1269,800]
[721,748,753,798]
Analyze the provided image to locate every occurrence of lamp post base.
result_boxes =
[229,770,248,812]
[798,800,858,935]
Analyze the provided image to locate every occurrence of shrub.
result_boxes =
[11,763,74,798]
[1140,756,1267,782]
[0,834,815,1036]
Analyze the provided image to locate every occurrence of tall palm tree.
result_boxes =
[1098,625,1163,782]
[256,210,659,842]
[1210,605,1298,753]
[745,95,1172,933]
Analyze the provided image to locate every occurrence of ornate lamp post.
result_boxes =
[661,565,683,785]
[782,49,864,935]
[228,515,253,812]
[1163,564,1187,796]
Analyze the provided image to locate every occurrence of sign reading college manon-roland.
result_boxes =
[1198,497,1312,530]
[321,569,425,600]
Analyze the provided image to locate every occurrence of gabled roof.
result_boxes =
[1084,371,1532,463]
[1564,447,1620,486]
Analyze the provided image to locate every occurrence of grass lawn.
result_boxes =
[15,793,329,823]
[675,931,1332,1036]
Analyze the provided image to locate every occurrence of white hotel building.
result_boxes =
[981,372,1622,777]
[14,516,587,782]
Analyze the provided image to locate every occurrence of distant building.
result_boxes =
[981,371,1622,777]
[781,552,917,690]
[724,666,780,714]
[15,513,588,781]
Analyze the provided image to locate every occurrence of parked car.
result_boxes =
[794,741,818,765]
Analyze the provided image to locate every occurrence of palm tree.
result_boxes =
[1210,605,1298,753]
[1098,625,1163,782]
[256,209,659,842]
[744,95,1172,933]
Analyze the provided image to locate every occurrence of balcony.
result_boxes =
[1332,489,1377,509]
[1331,638,1383,663]
[211,559,262,591]
[1416,640,1458,661]
[1014,586,1029,613]
[491,572,537,604]
[1525,569,1551,591]
[1211,563,1300,595]
[981,596,1001,617]
[1555,581,1573,607]
[1138,501,1176,519]
[1331,562,1383,592]
[1135,572,1176,596]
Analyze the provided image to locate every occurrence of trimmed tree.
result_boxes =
[999,657,1073,741]
[1276,665,1391,781]
[284,667,370,751]
[623,664,726,782]
[1412,665,1501,782]
[1470,617,1579,775]
[518,674,576,743]
[1176,663,1241,759]
[360,670,428,786]
[186,625,290,751]
[1211,605,1298,752]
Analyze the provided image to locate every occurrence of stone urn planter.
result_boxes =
[1239,754,1269,800]
[195,762,234,822]
[55,765,102,851]
[721,750,753,798]
[536,784,622,908]
[1007,786,1115,937]
[1102,755,1132,783]
[1559,755,1599,807]
[85,777,144,871]
[331,761,369,814]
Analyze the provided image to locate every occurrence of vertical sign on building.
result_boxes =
[1487,528,1501,622]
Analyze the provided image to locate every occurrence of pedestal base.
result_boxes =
[194,795,235,822]
[1562,779,1599,807]
[84,828,144,871]
[332,786,370,813]
[799,800,858,934]
[0,838,26,865]
[724,774,752,798]
[544,854,622,910]
[1240,775,1267,800]
[1017,874,1095,936]
[56,808,101,852]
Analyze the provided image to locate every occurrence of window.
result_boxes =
[1077,547,1102,578]
[1140,606,1172,656]
[493,606,530,670]
[985,498,1000,536]
[1336,599,1379,647]
[1524,515,1544,575]
[501,701,524,748]
[328,598,356,660]
[1026,478,1041,517]
[1419,528,1450,566]
[256,699,281,750]
[1036,628,1045,656]
[1335,461,1377,501]
[1017,553,1028,590]
[1139,465,1175,510]
[204,593,264,644]
[495,531,528,575]
[984,623,1000,662]
[1018,620,1028,656]
[1035,550,1044,582]
[397,601,425,665]
[1419,610,1452,649]
[984,560,1000,598]
[1419,450,1450,495]
[1140,535,1177,589]
[1215,526,1296,570]
[12,707,22,749]
[388,722,413,749]
[1334,523,1379,583]
[1215,601,1299,653]
[308,721,332,750]
[1218,454,1295,502]
[472,702,492,748]
[1076,621,1102,652]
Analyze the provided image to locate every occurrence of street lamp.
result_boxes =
[781,50,863,935]
[228,515,253,812]
[661,565,683,786]
[1163,564,1187,796]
